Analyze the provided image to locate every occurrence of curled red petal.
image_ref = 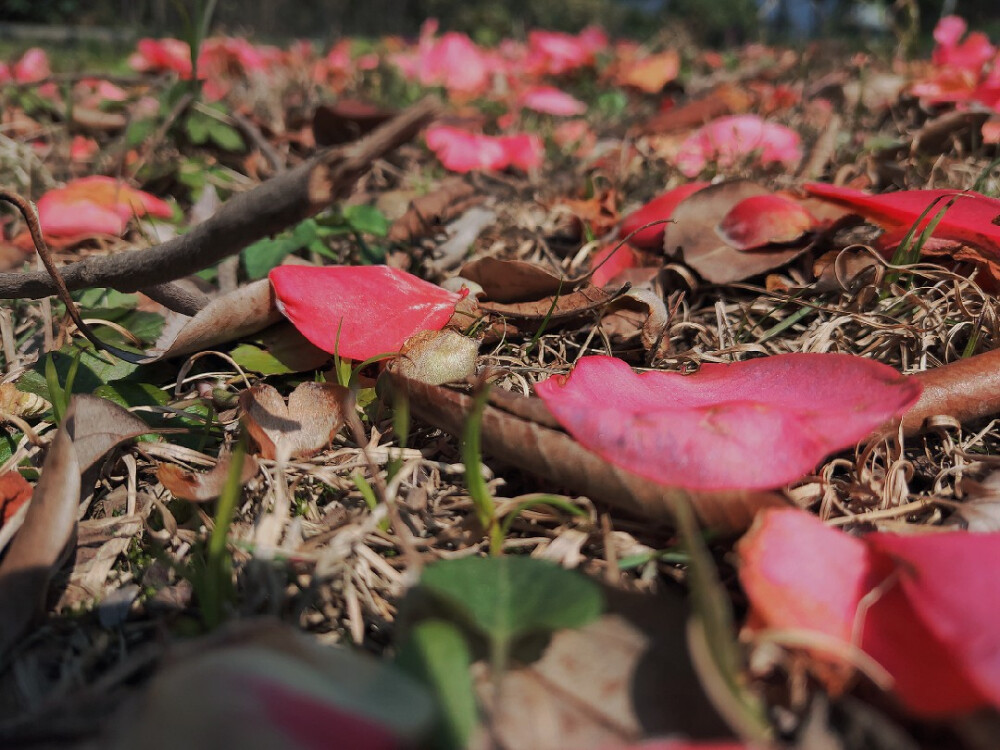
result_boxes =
[717,194,815,250]
[619,182,709,250]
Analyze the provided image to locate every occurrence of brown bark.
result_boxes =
[904,349,1000,435]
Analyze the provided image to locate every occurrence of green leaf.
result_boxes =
[419,556,603,673]
[396,620,477,750]
[126,118,157,149]
[207,120,245,152]
[241,234,301,279]
[184,112,211,145]
[93,382,169,410]
[230,343,296,375]
[344,204,389,236]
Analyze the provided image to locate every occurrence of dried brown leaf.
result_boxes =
[479,284,617,324]
[158,453,260,502]
[0,395,149,657]
[387,177,483,243]
[459,257,571,304]
[239,381,348,460]
[0,382,49,418]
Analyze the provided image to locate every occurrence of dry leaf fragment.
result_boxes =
[392,329,479,385]
[387,177,483,243]
[240,381,349,460]
[158,453,261,502]
[0,470,32,525]
[0,395,150,657]
[459,257,566,303]
[0,382,49,418]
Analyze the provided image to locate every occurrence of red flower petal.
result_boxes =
[620,182,709,249]
[804,183,1000,258]
[519,86,587,116]
[269,265,462,362]
[589,243,640,287]
[739,510,990,716]
[534,354,920,491]
[870,531,1000,709]
[717,194,815,250]
[675,115,802,178]
[35,176,172,239]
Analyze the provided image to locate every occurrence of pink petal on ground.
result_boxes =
[497,133,544,171]
[425,126,507,173]
[589,243,640,287]
[717,194,815,250]
[37,199,125,238]
[675,115,802,178]
[619,182,710,249]
[803,183,1000,259]
[870,531,1000,710]
[738,509,990,716]
[534,354,920,491]
[13,48,50,83]
[519,86,587,116]
[934,15,967,48]
[269,265,462,361]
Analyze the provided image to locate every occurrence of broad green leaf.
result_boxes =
[230,343,296,375]
[184,113,211,145]
[126,118,156,149]
[344,204,389,236]
[419,556,603,670]
[396,620,477,750]
[207,120,245,152]
[242,234,301,279]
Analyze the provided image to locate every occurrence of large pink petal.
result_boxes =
[739,510,989,716]
[37,198,124,238]
[534,354,920,491]
[269,265,462,361]
[717,194,815,250]
[870,531,1000,709]
[675,116,802,178]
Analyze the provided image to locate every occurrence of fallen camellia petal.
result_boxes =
[869,531,1000,709]
[519,86,587,116]
[534,354,921,491]
[804,183,1000,259]
[619,182,709,250]
[717,193,815,250]
[33,176,173,241]
[589,243,641,287]
[269,265,462,361]
[738,509,992,716]
[425,126,543,173]
[675,115,802,178]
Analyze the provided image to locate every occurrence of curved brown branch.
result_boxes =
[0,97,438,301]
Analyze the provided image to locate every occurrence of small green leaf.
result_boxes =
[396,620,477,750]
[419,556,603,673]
[184,112,211,145]
[126,118,157,149]
[344,204,389,236]
[207,120,245,152]
[230,344,296,375]
[93,382,169,410]
[242,235,300,279]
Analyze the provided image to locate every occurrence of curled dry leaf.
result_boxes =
[269,265,463,361]
[459,257,566,303]
[391,329,479,385]
[0,382,50,418]
[240,381,349,460]
[619,182,709,250]
[147,278,281,362]
[664,181,807,284]
[386,176,483,243]
[600,287,670,357]
[158,453,261,502]
[478,283,617,326]
[738,509,998,716]
[716,194,815,251]
[388,371,787,532]
[0,395,150,657]
[534,354,921,492]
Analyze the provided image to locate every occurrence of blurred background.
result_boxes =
[1,0,998,48]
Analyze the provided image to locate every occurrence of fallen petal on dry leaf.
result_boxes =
[716,194,815,250]
[240,381,349,460]
[269,265,463,361]
[665,181,805,284]
[535,354,921,491]
[620,182,709,250]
